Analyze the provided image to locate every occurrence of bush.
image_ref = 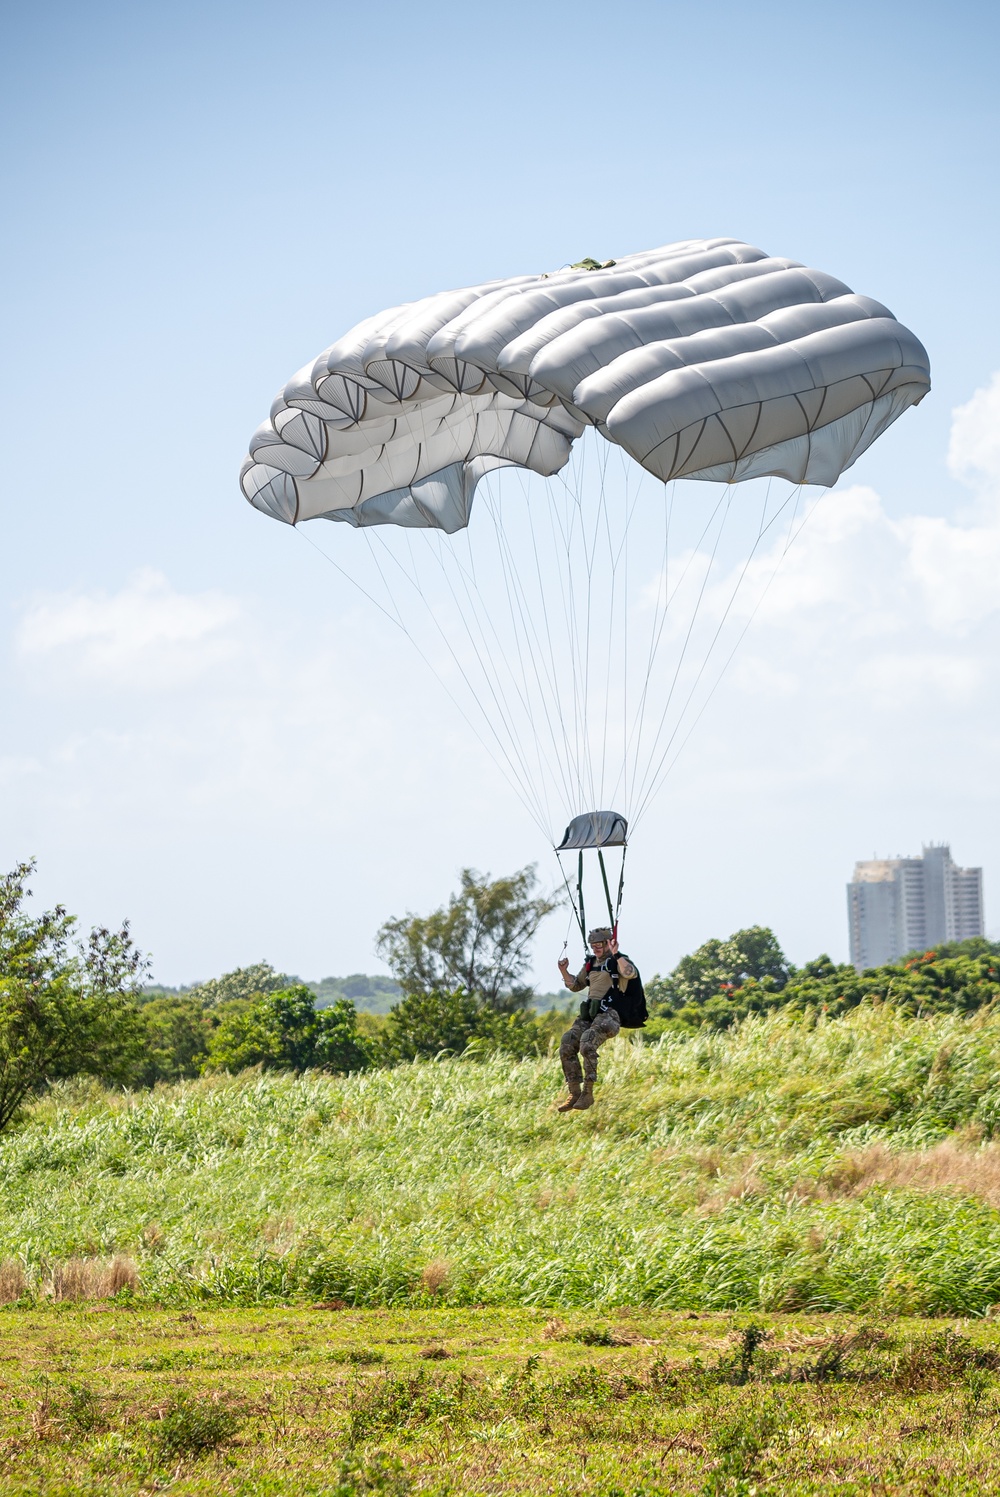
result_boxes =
[205,986,371,1075]
[153,1392,242,1459]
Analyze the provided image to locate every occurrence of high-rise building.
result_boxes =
[847,844,984,971]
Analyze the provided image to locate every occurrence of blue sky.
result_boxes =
[2,0,998,984]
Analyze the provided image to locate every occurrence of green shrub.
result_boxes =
[153,1392,242,1459]
[378,988,545,1064]
[205,987,371,1075]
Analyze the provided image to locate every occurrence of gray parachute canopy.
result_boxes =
[241,237,929,530]
[556,811,628,851]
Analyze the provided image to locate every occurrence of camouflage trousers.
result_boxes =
[559,1010,621,1086]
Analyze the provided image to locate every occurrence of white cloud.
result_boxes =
[16,567,241,690]
[902,513,1000,632]
[856,651,983,708]
[948,371,1000,495]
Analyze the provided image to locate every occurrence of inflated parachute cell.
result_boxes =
[241,237,930,531]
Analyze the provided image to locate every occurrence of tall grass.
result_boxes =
[4,1004,1000,1313]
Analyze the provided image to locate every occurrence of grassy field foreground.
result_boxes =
[3,1005,1000,1315]
[4,1305,1000,1494]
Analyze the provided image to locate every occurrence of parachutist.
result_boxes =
[556,928,644,1111]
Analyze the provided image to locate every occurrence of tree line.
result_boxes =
[2,859,998,1135]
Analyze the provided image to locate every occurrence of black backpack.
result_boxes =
[586,952,648,1029]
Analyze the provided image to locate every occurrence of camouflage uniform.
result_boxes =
[559,1008,621,1086]
[559,954,634,1086]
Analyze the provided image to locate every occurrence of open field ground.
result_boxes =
[5,1305,1000,1493]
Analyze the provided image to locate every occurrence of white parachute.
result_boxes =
[241,239,928,931]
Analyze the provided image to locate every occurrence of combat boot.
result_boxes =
[557,1082,582,1112]
[571,1081,595,1110]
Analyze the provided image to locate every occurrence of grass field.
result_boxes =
[4,1005,1000,1316]
[5,1304,1000,1493]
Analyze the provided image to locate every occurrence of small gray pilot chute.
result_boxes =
[555,812,628,947]
[556,810,628,851]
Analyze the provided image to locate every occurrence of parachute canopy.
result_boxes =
[241,237,930,530]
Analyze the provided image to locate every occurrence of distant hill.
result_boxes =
[307,974,401,1014]
[143,971,569,1016]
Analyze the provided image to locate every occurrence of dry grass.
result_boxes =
[46,1256,138,1302]
[818,1137,1000,1206]
[419,1259,450,1296]
[0,1259,27,1304]
[261,1215,297,1246]
[698,1161,765,1213]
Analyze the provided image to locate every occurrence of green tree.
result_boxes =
[136,997,213,1084]
[780,945,1000,1020]
[648,925,791,1013]
[205,985,370,1075]
[375,866,559,1014]
[643,932,1000,1033]
[188,961,294,1008]
[378,988,545,1065]
[0,861,147,1133]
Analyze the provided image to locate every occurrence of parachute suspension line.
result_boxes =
[606,475,675,816]
[517,467,588,820]
[596,444,614,808]
[548,453,592,813]
[535,464,589,820]
[630,482,822,829]
[294,523,408,632]
[360,526,553,838]
[630,480,776,826]
[608,478,726,815]
[589,434,618,810]
[589,434,616,809]
[552,444,589,810]
[524,455,592,825]
[419,521,555,830]
[628,475,802,820]
[607,443,645,812]
[459,511,565,837]
[628,485,737,817]
[426,525,557,835]
[401,399,559,828]
[619,448,632,819]
[557,435,601,811]
[382,392,558,834]
[615,843,627,928]
[554,853,587,947]
[569,432,598,810]
[591,435,642,813]
[549,429,636,817]
[476,470,577,827]
[294,521,550,835]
